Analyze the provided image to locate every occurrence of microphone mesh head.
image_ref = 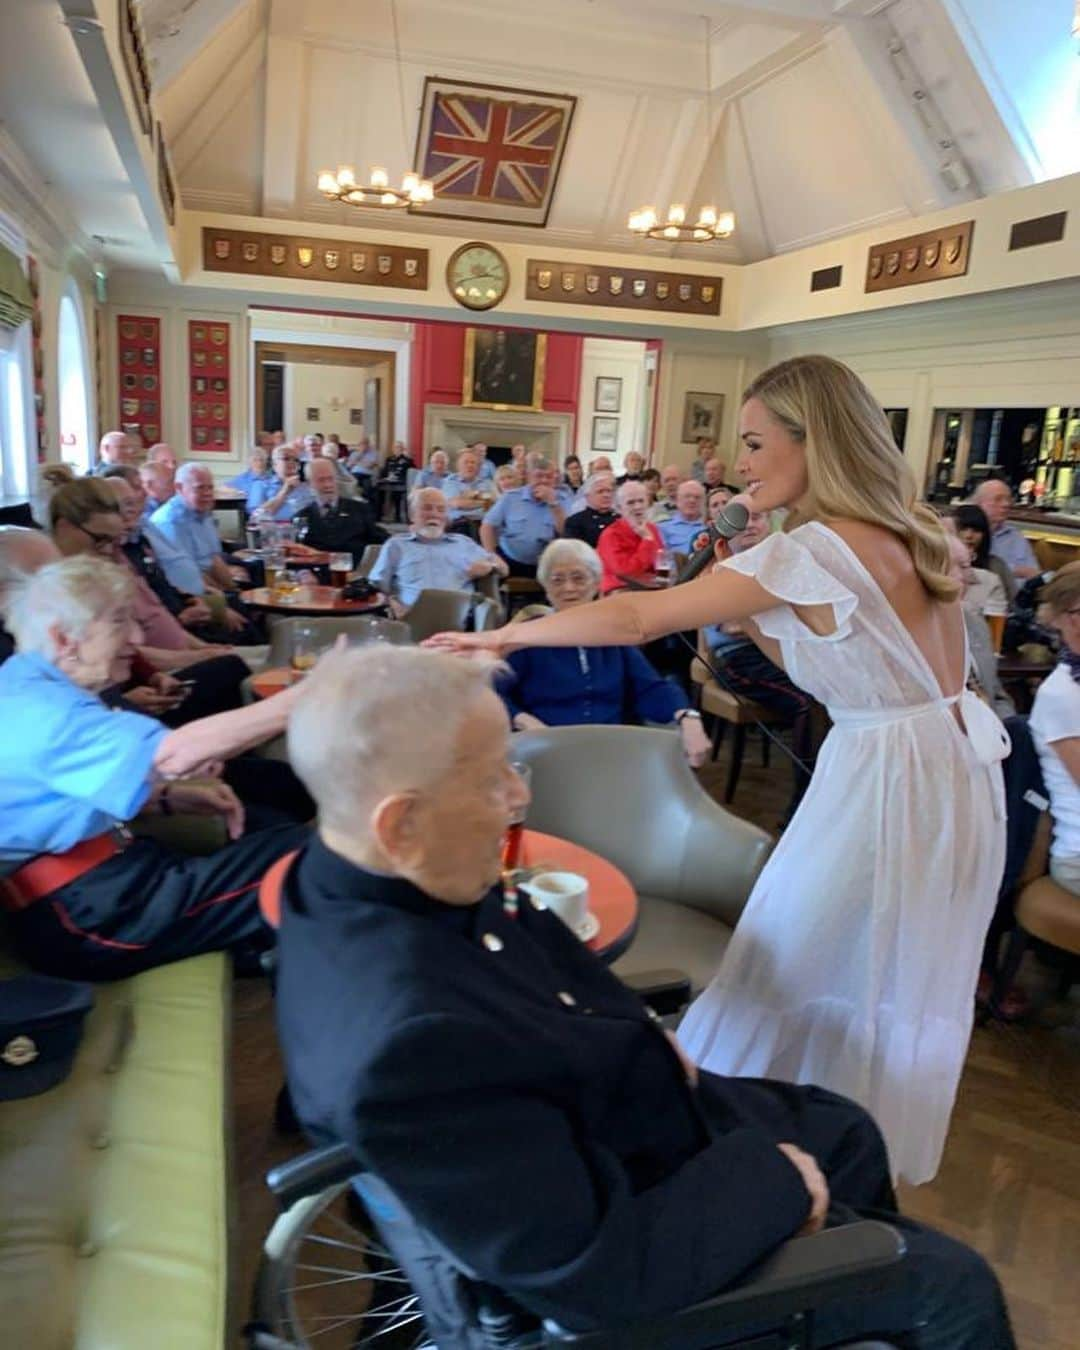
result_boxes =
[722,500,749,533]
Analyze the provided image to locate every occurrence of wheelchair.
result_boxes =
[247,1141,908,1350]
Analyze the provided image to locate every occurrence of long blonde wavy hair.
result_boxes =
[742,355,958,602]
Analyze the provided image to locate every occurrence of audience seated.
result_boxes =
[293,457,387,564]
[702,510,815,817]
[702,455,728,492]
[316,437,358,496]
[500,539,710,763]
[147,442,179,475]
[0,555,310,980]
[689,435,714,481]
[596,479,663,593]
[227,446,279,512]
[945,534,1014,719]
[973,479,1039,582]
[275,644,1014,1344]
[139,459,175,519]
[443,449,495,534]
[562,471,618,548]
[648,464,684,523]
[368,487,505,616]
[150,463,251,597]
[480,455,572,579]
[471,442,497,482]
[493,463,523,494]
[954,502,1016,606]
[346,436,379,487]
[102,464,207,598]
[417,448,450,490]
[88,429,133,476]
[658,479,709,555]
[588,454,613,476]
[254,445,316,522]
[563,453,585,499]
[1028,568,1080,896]
[615,449,645,483]
[707,485,732,523]
[0,525,58,663]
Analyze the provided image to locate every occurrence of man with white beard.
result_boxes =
[368,487,506,615]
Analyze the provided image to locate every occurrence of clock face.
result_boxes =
[447,243,509,311]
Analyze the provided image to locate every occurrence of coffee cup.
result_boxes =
[520,871,589,935]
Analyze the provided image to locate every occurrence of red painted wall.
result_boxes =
[408,321,583,460]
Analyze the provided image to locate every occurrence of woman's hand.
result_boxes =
[678,714,712,767]
[512,712,546,731]
[127,683,185,715]
[164,781,245,840]
[423,628,522,660]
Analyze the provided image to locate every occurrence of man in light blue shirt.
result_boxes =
[227,447,279,512]
[417,448,450,490]
[658,479,709,556]
[368,488,506,614]
[974,479,1039,580]
[473,443,497,482]
[151,463,237,591]
[444,449,497,528]
[253,445,316,522]
[480,458,572,577]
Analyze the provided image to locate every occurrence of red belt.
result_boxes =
[1,833,124,912]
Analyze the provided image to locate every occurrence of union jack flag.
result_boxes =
[422,92,567,206]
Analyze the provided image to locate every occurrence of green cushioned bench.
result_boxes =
[0,945,232,1350]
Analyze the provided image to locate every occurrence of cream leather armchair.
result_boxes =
[511,725,773,995]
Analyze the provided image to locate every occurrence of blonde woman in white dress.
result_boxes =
[428,355,1009,1185]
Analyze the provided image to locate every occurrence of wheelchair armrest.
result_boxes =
[265,1142,357,1211]
[546,1221,905,1347]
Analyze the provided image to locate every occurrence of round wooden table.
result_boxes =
[518,828,637,962]
[256,828,638,963]
[239,585,386,616]
[249,666,297,699]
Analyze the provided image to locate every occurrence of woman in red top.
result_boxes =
[596,480,664,593]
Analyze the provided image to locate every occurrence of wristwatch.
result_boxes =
[674,709,702,725]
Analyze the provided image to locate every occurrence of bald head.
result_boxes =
[973,479,1012,529]
[0,526,61,605]
[147,443,178,473]
[98,431,132,467]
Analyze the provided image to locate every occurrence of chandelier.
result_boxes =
[628,17,734,244]
[316,0,433,210]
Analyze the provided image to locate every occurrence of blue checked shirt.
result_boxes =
[482,485,574,565]
[149,495,223,575]
[658,515,709,555]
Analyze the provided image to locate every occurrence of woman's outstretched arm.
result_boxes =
[427,568,783,658]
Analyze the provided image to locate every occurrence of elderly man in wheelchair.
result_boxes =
[251,646,1014,1350]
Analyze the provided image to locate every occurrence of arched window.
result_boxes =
[57,282,92,472]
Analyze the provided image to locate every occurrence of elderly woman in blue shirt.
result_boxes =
[498,539,712,765]
[0,555,307,980]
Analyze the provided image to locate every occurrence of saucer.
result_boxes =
[574,911,600,943]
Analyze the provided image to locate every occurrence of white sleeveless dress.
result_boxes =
[678,522,1010,1186]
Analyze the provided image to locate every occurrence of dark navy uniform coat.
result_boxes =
[276,837,892,1332]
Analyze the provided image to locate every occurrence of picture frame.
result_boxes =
[681,391,725,444]
[591,416,619,453]
[118,0,152,137]
[463,328,546,412]
[594,376,622,413]
[349,408,364,426]
[306,407,320,422]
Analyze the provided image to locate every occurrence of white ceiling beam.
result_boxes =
[260,28,305,218]
[171,29,264,176]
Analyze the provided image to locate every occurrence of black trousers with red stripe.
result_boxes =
[8,824,308,981]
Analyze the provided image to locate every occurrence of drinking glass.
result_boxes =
[501,761,532,875]
[264,546,285,593]
[276,568,300,602]
[986,612,1006,654]
[245,523,263,555]
[654,549,673,584]
[291,623,319,679]
[329,552,352,588]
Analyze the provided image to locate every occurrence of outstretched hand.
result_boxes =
[422,627,520,660]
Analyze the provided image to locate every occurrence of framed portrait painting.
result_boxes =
[591,417,619,452]
[681,391,724,443]
[463,328,546,411]
[594,376,622,413]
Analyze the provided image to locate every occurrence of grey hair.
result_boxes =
[287,646,498,836]
[536,538,602,591]
[101,464,141,486]
[0,526,55,597]
[583,471,614,496]
[615,479,647,510]
[527,455,552,473]
[98,430,127,454]
[175,461,212,487]
[5,555,133,657]
[408,485,446,517]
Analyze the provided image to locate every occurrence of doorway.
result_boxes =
[253,341,396,452]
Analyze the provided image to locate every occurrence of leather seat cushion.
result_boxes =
[0,953,230,1350]
[613,895,735,997]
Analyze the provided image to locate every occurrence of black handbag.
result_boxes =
[0,974,94,1101]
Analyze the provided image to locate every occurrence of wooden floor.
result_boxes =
[231,728,1079,1349]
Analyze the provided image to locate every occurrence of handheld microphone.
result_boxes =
[675,501,749,584]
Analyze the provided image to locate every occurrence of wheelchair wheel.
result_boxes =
[251,1178,433,1349]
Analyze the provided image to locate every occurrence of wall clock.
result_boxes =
[446,242,510,311]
